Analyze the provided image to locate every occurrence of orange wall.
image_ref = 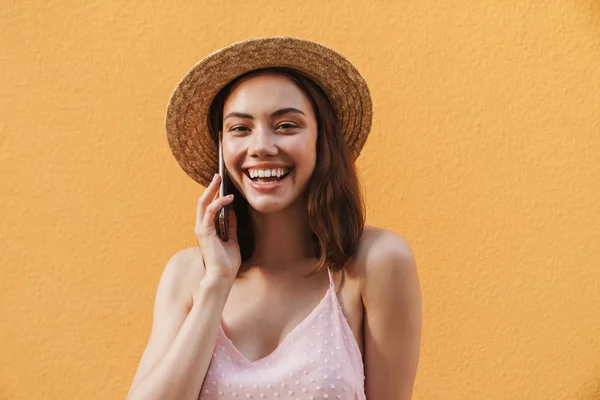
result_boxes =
[1,1,599,399]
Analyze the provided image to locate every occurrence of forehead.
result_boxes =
[223,73,313,114]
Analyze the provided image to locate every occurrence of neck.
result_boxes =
[246,194,316,270]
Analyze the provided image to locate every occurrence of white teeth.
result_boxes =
[247,168,290,179]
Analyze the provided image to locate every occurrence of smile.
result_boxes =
[243,169,292,192]
[245,167,290,182]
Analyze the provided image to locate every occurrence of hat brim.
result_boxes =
[166,36,372,187]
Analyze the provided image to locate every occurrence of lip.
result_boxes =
[242,163,293,170]
[244,171,290,192]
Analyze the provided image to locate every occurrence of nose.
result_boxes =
[248,125,278,158]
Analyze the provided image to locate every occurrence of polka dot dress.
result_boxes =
[199,268,366,399]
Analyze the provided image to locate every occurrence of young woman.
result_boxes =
[127,37,422,400]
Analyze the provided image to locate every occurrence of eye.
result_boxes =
[277,123,299,130]
[230,126,250,132]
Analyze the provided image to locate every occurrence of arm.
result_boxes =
[361,232,422,400]
[126,248,232,400]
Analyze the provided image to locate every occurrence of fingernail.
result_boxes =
[213,173,218,180]
[226,194,233,199]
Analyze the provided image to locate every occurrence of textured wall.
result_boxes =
[1,1,599,399]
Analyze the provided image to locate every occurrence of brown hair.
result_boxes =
[207,67,365,276]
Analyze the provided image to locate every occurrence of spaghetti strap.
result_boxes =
[326,266,335,289]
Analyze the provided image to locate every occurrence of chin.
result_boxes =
[245,196,296,214]
[232,171,310,214]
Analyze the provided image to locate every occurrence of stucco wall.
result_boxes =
[1,1,599,399]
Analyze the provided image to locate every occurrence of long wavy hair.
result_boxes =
[207,67,365,277]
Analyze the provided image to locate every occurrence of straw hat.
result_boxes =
[165,36,373,187]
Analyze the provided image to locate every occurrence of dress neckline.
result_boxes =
[218,267,335,365]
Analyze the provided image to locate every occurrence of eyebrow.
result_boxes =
[223,107,306,121]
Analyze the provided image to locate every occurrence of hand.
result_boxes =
[194,173,241,284]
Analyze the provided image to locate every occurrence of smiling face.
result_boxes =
[220,72,319,213]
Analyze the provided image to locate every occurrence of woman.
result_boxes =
[127,37,422,400]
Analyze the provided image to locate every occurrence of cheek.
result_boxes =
[288,132,317,156]
[291,138,317,170]
[222,141,243,169]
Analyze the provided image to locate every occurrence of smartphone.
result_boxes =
[216,131,229,242]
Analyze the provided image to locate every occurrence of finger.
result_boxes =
[196,174,221,226]
[198,174,221,206]
[202,195,234,230]
[211,186,220,202]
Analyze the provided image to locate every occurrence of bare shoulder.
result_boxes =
[354,225,418,290]
[167,246,205,271]
[158,247,206,304]
[356,226,422,397]
[164,246,205,278]
[127,247,206,397]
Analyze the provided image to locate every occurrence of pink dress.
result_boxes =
[200,267,366,399]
